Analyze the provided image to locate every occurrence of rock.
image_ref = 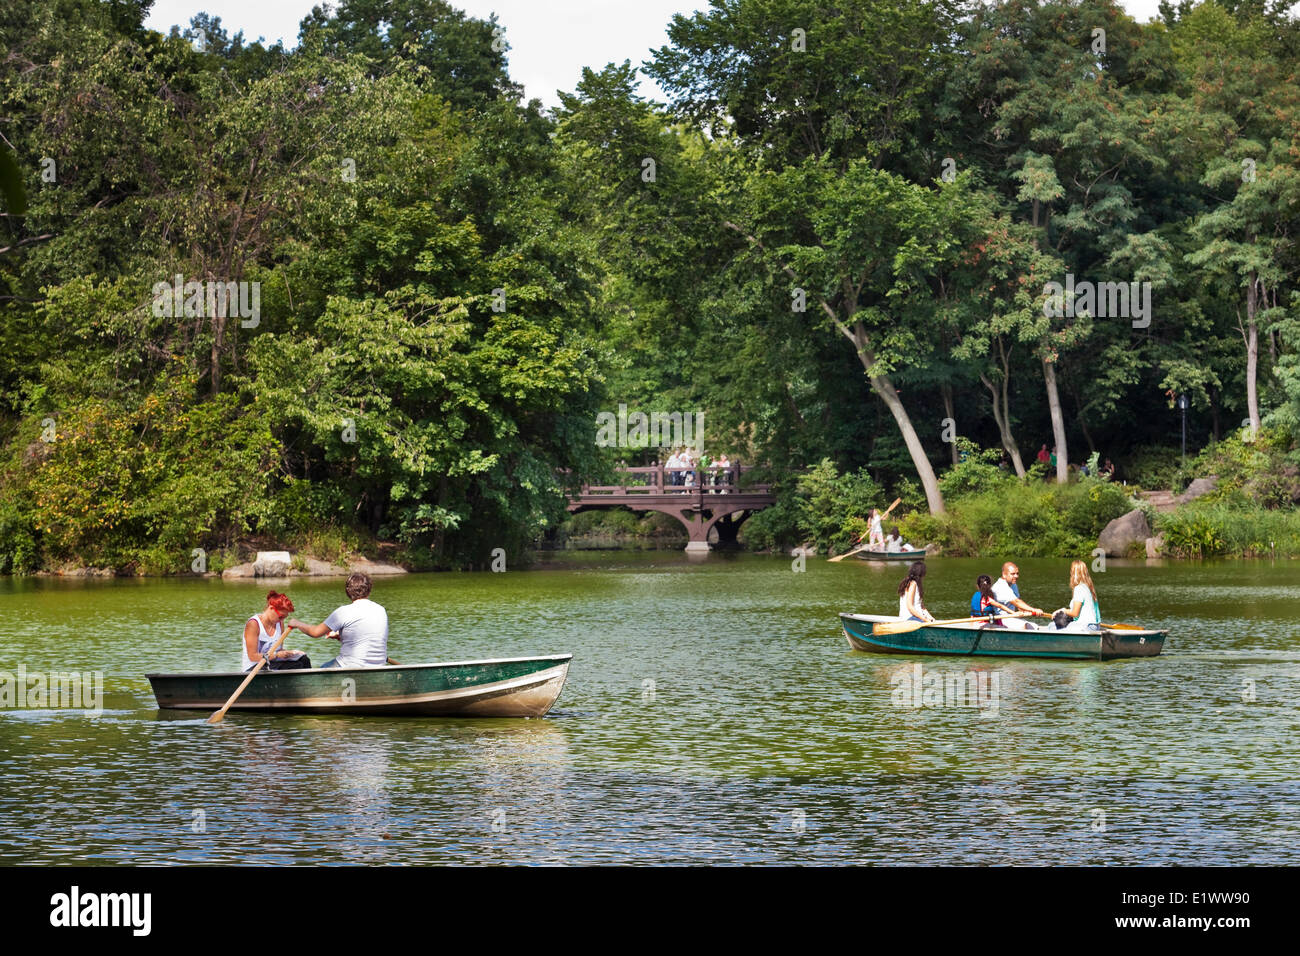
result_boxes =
[297,557,343,576]
[792,542,818,557]
[253,551,293,576]
[1177,477,1218,505]
[221,562,256,579]
[348,556,407,575]
[1098,508,1152,558]
[1144,533,1165,558]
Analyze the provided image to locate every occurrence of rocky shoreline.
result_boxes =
[38,550,409,579]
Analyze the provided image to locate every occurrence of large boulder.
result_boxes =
[221,562,256,579]
[252,551,293,576]
[1178,477,1218,505]
[1098,509,1152,558]
[1145,533,1165,558]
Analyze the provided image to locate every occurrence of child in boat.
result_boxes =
[242,591,311,672]
[970,574,1014,623]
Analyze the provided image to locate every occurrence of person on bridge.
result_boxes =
[716,454,732,492]
[666,447,683,487]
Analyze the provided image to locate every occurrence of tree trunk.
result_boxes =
[1245,277,1261,437]
[868,372,945,514]
[211,314,225,396]
[1042,357,1069,483]
[940,382,959,465]
[980,372,1026,477]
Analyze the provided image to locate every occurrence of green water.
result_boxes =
[2,553,1299,864]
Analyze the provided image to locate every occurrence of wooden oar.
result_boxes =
[208,627,292,724]
[872,611,1030,636]
[829,498,902,562]
[1102,621,1145,630]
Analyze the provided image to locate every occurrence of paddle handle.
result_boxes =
[208,628,292,724]
[880,496,902,519]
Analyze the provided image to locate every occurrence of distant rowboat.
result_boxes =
[147,655,571,717]
[855,548,926,562]
[840,613,1165,660]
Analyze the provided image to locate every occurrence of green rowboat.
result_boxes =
[147,654,571,717]
[840,613,1165,660]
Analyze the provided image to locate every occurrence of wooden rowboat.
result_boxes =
[840,613,1165,660]
[147,654,571,718]
[855,548,926,562]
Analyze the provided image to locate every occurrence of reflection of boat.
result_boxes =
[840,614,1165,660]
[855,549,926,562]
[147,655,571,717]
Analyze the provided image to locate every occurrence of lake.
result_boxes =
[2,553,1298,864]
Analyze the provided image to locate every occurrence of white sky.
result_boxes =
[144,0,1171,108]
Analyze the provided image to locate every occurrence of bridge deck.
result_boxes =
[566,465,775,550]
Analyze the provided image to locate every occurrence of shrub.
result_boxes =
[938,439,1014,498]
[1056,479,1136,539]
[0,497,40,574]
[1158,510,1224,558]
[1121,445,1185,491]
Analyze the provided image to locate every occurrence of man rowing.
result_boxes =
[990,562,1046,630]
[287,572,389,668]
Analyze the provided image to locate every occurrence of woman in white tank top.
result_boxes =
[241,592,311,671]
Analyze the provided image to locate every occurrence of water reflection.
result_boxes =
[3,555,1300,863]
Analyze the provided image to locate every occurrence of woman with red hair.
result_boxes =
[241,591,311,672]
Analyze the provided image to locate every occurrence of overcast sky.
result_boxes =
[144,0,1173,108]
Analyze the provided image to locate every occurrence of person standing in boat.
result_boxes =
[287,572,389,668]
[242,591,311,672]
[1053,560,1102,630]
[866,508,885,550]
[897,562,934,623]
[990,562,1045,630]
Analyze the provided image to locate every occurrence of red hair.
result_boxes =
[266,591,295,615]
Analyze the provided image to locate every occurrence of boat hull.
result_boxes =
[840,614,1164,660]
[855,549,926,562]
[147,655,571,717]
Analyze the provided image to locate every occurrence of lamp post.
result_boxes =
[1177,393,1188,463]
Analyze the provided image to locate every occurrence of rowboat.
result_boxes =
[147,654,571,717]
[855,548,926,562]
[840,613,1165,660]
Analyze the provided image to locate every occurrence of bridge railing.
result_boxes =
[575,464,770,496]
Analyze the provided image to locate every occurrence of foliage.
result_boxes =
[4,0,1300,571]
[899,474,1136,558]
[742,458,883,553]
[23,370,274,572]
[937,440,1014,498]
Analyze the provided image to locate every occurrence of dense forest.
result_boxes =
[2,0,1299,572]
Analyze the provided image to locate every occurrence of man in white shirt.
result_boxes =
[288,572,389,667]
[990,562,1046,630]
